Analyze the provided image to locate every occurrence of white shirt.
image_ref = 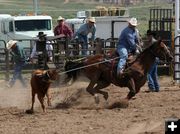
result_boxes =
[30,41,53,61]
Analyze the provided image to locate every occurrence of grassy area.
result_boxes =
[0,0,174,36]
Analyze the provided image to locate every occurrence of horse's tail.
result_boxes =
[64,60,84,84]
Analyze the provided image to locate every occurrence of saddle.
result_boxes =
[104,50,136,70]
[102,50,136,81]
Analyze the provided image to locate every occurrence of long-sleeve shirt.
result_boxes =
[117,26,138,53]
[54,24,73,38]
[10,44,26,64]
[74,23,96,41]
[30,41,53,60]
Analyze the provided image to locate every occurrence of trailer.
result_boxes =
[65,7,130,40]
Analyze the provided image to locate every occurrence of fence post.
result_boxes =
[95,38,103,54]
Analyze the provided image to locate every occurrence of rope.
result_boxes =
[59,56,120,75]
[70,57,87,62]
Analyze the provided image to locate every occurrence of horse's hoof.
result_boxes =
[25,109,34,114]
[94,94,100,104]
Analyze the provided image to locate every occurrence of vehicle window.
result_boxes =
[14,19,51,31]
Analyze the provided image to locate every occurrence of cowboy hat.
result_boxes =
[57,16,65,21]
[87,17,96,23]
[37,32,47,37]
[6,40,18,49]
[128,17,138,26]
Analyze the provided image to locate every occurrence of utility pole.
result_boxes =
[33,0,39,15]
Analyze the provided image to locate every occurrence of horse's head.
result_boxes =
[150,40,173,62]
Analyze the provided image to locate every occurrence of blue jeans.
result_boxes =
[78,34,88,56]
[147,58,159,91]
[117,47,128,74]
[9,61,27,88]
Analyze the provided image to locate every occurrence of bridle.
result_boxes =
[149,41,169,61]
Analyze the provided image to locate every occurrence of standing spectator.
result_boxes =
[30,32,53,69]
[54,16,73,38]
[116,17,139,77]
[6,40,27,88]
[74,17,96,56]
[146,30,160,92]
[54,16,73,55]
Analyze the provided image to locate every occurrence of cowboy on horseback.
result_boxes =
[116,17,140,77]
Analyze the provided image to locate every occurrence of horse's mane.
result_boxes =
[129,40,159,65]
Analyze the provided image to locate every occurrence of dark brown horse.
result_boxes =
[65,40,173,104]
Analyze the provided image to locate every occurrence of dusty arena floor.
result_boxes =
[0,76,179,134]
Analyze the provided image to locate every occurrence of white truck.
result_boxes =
[0,14,54,49]
[65,7,130,40]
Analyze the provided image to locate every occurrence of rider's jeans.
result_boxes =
[117,47,128,74]
[147,58,160,92]
[78,34,88,56]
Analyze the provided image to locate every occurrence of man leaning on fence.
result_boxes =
[74,17,96,56]
[6,40,27,88]
[54,16,73,38]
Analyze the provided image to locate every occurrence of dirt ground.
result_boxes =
[0,75,180,134]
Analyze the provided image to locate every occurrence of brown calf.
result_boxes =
[26,69,58,114]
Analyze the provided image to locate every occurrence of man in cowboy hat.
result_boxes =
[146,30,160,92]
[30,31,53,69]
[54,16,73,38]
[6,40,27,88]
[116,17,140,77]
[74,17,96,55]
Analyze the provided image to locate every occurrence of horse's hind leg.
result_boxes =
[127,78,136,100]
[94,81,110,101]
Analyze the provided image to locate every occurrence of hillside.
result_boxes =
[0,0,174,36]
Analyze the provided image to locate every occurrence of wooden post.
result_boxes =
[95,38,103,54]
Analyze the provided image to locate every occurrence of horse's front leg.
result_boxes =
[126,78,136,100]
